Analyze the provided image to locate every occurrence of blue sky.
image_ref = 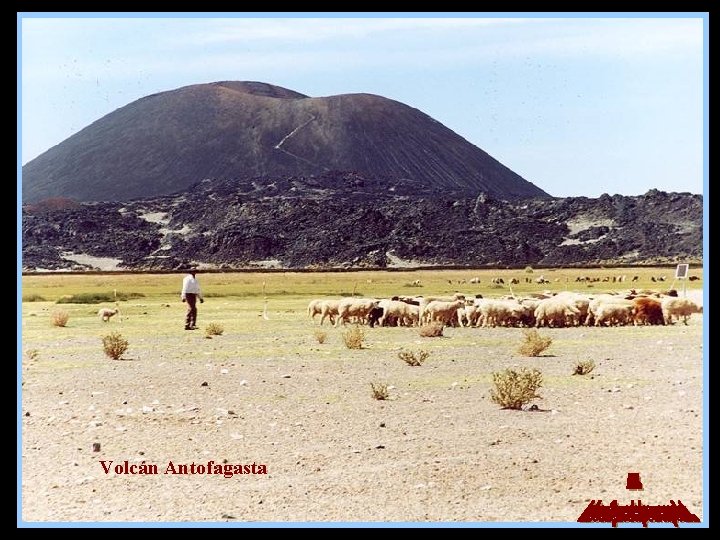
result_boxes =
[19,14,705,197]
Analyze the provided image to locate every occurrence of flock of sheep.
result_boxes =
[308,290,702,329]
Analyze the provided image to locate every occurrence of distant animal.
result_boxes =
[631,276,640,282]
[98,308,119,322]
[688,276,700,281]
[509,278,520,285]
[469,277,480,284]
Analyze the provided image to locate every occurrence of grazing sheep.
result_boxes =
[98,308,119,322]
[319,300,341,326]
[534,298,580,328]
[633,297,665,326]
[661,297,702,325]
[307,299,324,321]
[509,278,520,285]
[335,298,379,327]
[424,299,465,326]
[469,277,481,284]
[377,300,417,327]
[592,300,634,327]
[474,298,525,327]
[417,294,465,325]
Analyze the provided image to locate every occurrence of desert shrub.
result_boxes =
[525,266,534,273]
[51,310,69,327]
[102,332,129,360]
[518,329,553,357]
[490,368,543,409]
[572,360,596,375]
[22,294,46,302]
[313,330,327,344]
[205,323,224,337]
[25,349,39,361]
[419,323,444,338]
[57,292,145,304]
[398,349,429,366]
[342,325,366,349]
[370,382,390,400]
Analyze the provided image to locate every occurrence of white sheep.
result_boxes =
[592,300,634,326]
[534,297,580,328]
[98,307,119,322]
[473,298,525,327]
[319,299,341,326]
[335,298,379,327]
[424,299,465,326]
[307,299,323,321]
[378,300,417,327]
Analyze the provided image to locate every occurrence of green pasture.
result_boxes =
[20,267,702,383]
[21,266,702,303]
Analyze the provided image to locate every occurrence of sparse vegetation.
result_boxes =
[490,368,544,410]
[51,310,69,327]
[25,349,40,361]
[572,360,596,375]
[205,323,225,337]
[343,325,366,349]
[313,330,327,344]
[57,292,145,304]
[102,332,129,360]
[370,382,390,400]
[419,323,444,338]
[518,329,553,357]
[22,294,46,302]
[398,349,429,366]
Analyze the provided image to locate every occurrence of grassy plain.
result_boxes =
[20,267,704,522]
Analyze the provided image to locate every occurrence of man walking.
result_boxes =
[181,269,204,330]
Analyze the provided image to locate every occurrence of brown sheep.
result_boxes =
[633,297,665,326]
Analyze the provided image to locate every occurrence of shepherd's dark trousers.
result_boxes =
[185,293,198,329]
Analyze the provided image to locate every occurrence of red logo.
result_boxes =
[577,473,700,527]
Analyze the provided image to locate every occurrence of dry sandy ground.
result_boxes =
[21,313,704,524]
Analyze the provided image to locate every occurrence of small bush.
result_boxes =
[57,292,145,304]
[102,332,129,360]
[490,368,543,409]
[525,266,534,273]
[205,323,224,337]
[419,323,444,338]
[518,329,553,357]
[313,330,327,344]
[25,349,39,361]
[370,382,390,400]
[398,349,429,366]
[51,310,69,327]
[572,360,596,375]
[22,294,46,302]
[343,325,366,349]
